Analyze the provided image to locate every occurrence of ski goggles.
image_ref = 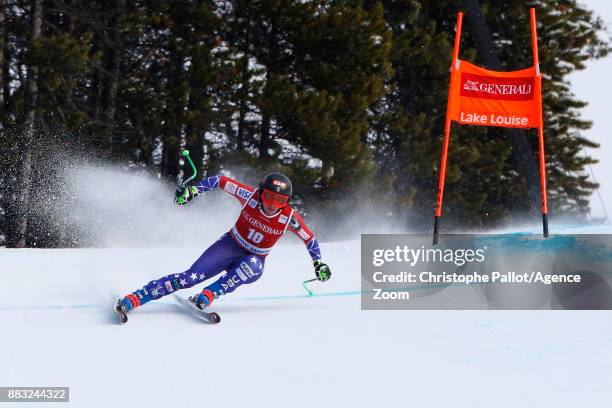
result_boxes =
[261,189,289,208]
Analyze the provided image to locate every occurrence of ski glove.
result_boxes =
[175,186,199,205]
[314,260,331,282]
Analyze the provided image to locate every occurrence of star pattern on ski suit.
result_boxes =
[249,256,259,267]
[190,273,198,281]
[180,279,187,287]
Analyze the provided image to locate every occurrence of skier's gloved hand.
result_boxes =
[175,185,199,205]
[314,260,331,282]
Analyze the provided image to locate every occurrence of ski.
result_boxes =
[173,294,221,324]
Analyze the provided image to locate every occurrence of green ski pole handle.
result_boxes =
[180,150,198,187]
[302,278,319,297]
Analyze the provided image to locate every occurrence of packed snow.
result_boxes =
[2,235,612,407]
[1,165,611,406]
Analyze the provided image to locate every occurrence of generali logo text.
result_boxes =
[460,73,534,101]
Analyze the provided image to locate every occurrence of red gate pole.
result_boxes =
[530,7,549,237]
[433,11,463,245]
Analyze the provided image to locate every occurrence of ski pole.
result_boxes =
[180,149,198,187]
[302,278,319,297]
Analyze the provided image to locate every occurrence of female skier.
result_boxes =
[114,172,331,323]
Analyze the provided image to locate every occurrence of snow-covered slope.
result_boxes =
[1,238,611,407]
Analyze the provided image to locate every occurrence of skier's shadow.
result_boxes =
[103,302,193,325]
[212,302,315,314]
[104,300,314,325]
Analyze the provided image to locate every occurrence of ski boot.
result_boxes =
[189,289,215,311]
[114,294,139,324]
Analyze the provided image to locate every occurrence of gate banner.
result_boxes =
[447,60,542,129]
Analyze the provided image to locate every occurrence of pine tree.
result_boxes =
[0,0,608,247]
[287,1,393,205]
[481,0,609,219]
[368,0,482,226]
[2,0,98,247]
[5,0,43,248]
